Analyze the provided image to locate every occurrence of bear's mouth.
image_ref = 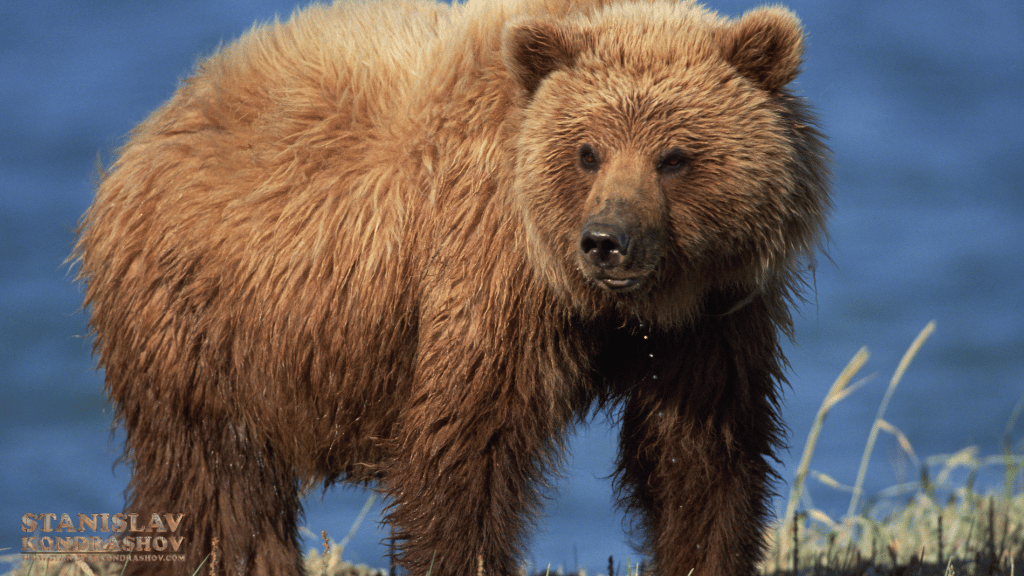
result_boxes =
[595,275,643,292]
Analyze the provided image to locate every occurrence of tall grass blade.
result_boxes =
[847,321,936,518]
[1003,395,1024,500]
[337,493,377,558]
[784,347,869,537]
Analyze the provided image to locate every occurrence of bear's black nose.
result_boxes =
[581,223,629,269]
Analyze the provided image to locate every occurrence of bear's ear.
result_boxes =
[502,18,584,99]
[721,7,805,93]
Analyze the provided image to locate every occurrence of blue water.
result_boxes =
[2,0,1022,572]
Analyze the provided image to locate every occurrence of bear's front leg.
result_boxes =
[381,314,579,576]
[383,388,569,575]
[613,306,786,576]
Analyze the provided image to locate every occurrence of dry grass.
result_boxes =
[761,321,1024,576]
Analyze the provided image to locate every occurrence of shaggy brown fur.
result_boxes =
[73,0,829,574]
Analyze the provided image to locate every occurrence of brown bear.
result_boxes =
[73,0,829,574]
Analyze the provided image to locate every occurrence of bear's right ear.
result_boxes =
[502,18,584,100]
[721,7,805,94]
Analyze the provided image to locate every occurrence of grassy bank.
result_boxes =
[757,321,1023,576]
[7,322,1022,576]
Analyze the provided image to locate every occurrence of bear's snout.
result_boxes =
[578,218,660,292]
[576,154,670,292]
[580,222,628,269]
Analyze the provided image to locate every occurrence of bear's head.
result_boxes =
[503,1,829,329]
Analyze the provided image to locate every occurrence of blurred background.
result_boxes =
[2,0,1021,571]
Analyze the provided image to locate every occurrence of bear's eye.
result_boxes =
[656,148,690,175]
[578,145,600,171]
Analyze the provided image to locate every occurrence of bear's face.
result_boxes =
[504,2,827,327]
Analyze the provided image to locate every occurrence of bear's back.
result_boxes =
[73,0,467,438]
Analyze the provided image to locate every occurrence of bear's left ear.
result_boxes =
[721,7,805,93]
[502,17,585,100]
